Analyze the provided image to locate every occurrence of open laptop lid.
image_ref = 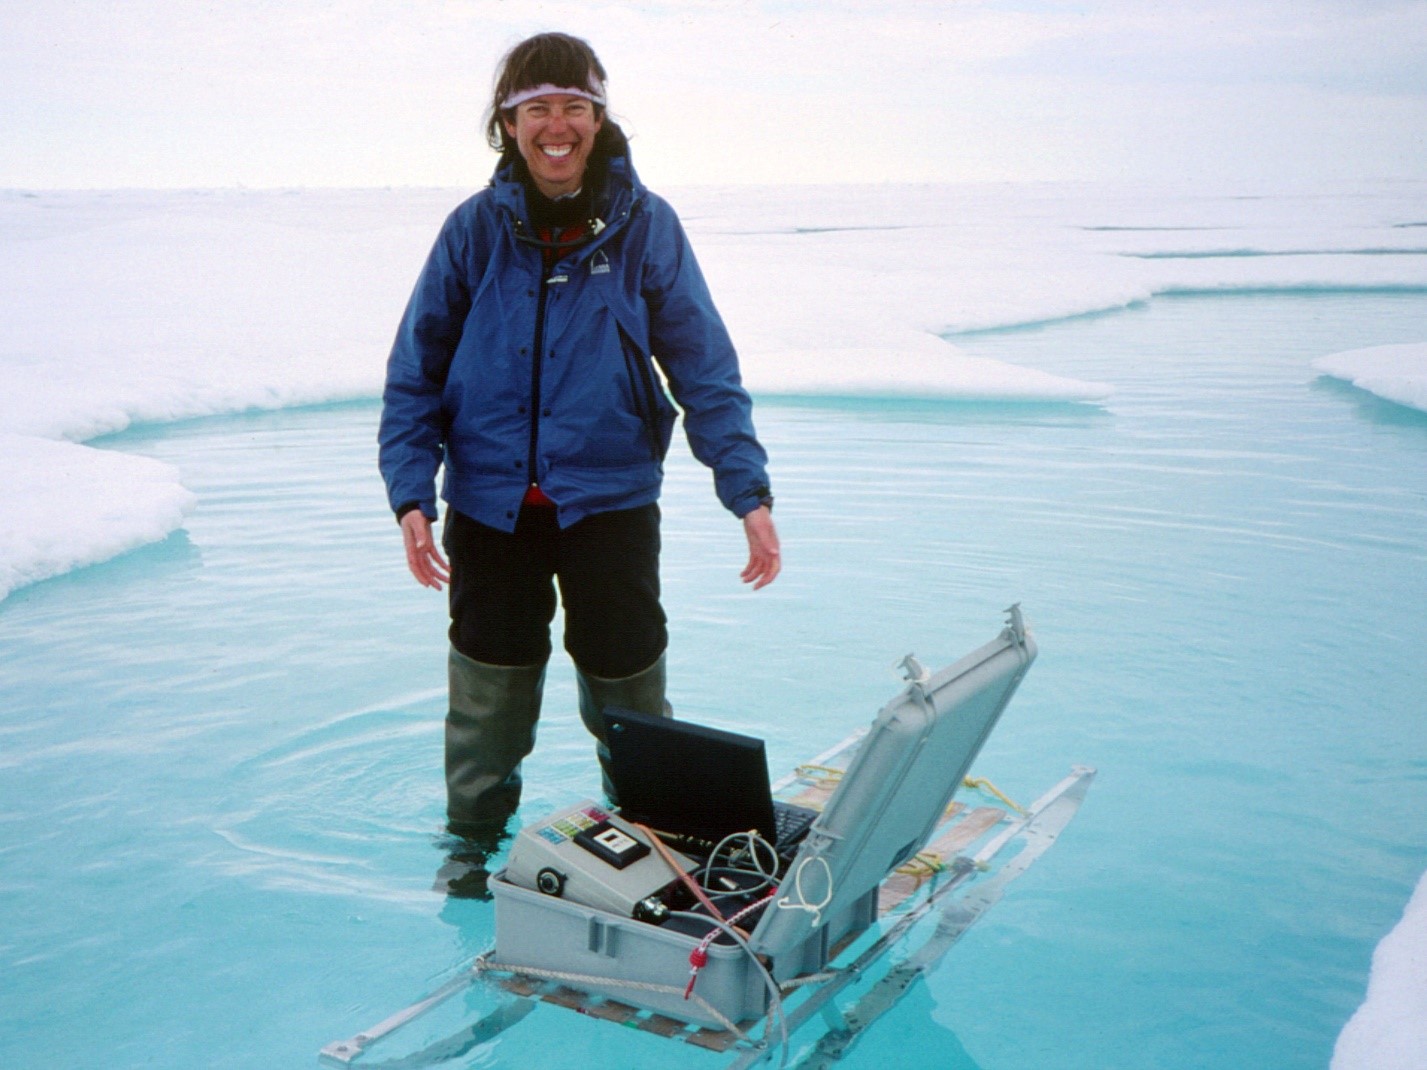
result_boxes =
[749,608,1037,969]
[601,706,779,844]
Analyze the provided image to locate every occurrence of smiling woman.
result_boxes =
[378,31,781,892]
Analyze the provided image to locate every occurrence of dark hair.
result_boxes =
[485,32,611,155]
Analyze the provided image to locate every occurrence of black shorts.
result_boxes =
[443,502,667,678]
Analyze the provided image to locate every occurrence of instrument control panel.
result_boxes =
[504,800,693,920]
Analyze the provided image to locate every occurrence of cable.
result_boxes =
[633,820,731,927]
[669,907,791,1067]
[699,830,780,899]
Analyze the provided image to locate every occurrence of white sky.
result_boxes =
[3,0,1427,190]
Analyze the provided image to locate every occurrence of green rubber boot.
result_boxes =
[444,648,546,841]
[575,652,671,805]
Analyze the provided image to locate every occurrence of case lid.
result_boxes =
[749,608,1037,969]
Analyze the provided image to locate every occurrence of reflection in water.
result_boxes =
[1309,373,1427,428]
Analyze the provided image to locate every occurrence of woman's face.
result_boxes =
[504,93,603,200]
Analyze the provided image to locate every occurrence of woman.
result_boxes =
[378,32,780,856]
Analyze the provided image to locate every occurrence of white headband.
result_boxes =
[502,81,607,110]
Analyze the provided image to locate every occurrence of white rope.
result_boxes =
[776,854,834,926]
[780,970,840,992]
[473,955,751,1041]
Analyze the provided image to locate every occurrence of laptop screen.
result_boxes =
[601,706,778,844]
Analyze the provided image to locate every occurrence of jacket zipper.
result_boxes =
[527,272,551,488]
[518,207,629,490]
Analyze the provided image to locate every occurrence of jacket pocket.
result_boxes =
[616,323,676,462]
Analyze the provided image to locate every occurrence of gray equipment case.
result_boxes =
[489,612,1037,1028]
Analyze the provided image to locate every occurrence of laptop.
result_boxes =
[600,706,818,855]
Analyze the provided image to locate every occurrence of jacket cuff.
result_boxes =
[732,484,773,519]
[395,501,437,523]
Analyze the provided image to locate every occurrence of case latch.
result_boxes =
[1003,603,1027,647]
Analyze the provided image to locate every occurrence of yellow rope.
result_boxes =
[797,767,1020,814]
[893,851,947,879]
[963,776,1025,814]
[794,763,845,781]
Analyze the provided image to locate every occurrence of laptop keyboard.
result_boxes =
[774,802,817,847]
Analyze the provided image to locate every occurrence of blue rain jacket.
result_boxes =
[378,146,770,531]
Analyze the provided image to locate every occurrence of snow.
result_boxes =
[5,181,1427,605]
[1333,870,1427,1070]
[1,178,1425,1062]
[0,432,194,596]
[1312,343,1427,413]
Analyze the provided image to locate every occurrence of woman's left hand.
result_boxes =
[740,505,781,590]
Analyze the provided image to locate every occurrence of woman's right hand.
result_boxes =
[400,511,451,590]
[739,505,781,590]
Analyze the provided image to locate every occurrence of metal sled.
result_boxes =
[321,610,1095,1068]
